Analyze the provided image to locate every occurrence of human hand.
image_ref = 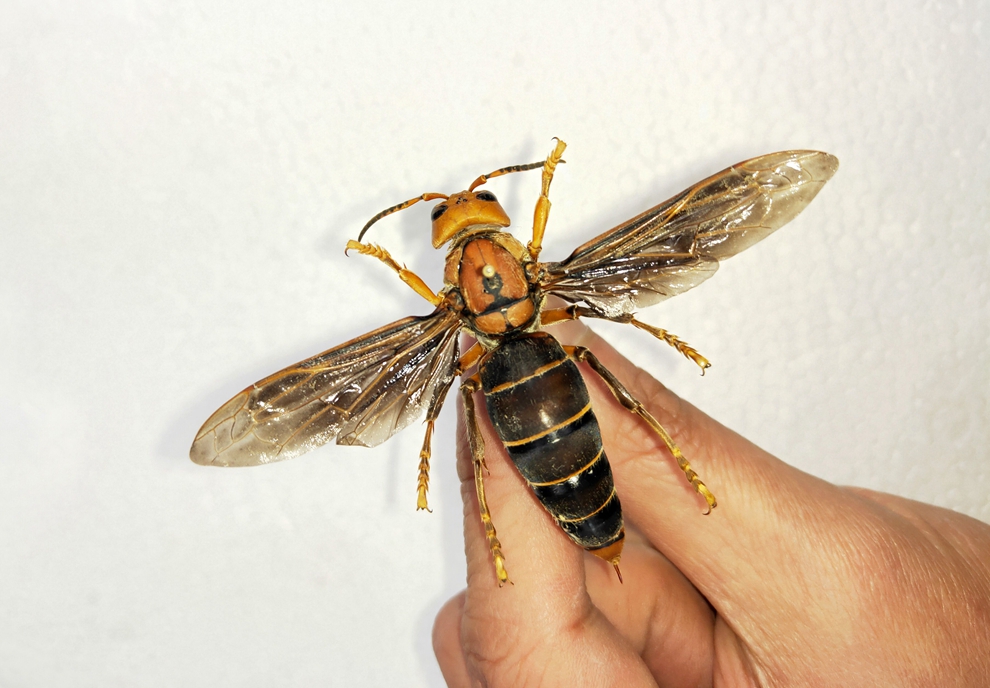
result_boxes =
[432,322,990,687]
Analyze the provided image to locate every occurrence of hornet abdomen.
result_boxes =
[479,331,624,554]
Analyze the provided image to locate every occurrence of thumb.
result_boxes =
[433,385,660,688]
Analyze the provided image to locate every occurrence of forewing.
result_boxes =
[190,309,461,467]
[543,151,838,316]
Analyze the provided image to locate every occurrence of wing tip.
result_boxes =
[806,151,840,182]
[783,150,839,182]
[189,439,220,466]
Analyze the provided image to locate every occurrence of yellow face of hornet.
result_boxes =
[430,190,510,248]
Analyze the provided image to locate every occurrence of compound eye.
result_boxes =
[431,204,448,221]
[475,191,497,202]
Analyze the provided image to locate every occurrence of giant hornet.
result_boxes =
[190,140,838,584]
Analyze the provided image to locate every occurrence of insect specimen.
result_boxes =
[190,140,838,584]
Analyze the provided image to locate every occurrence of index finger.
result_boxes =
[448,385,661,686]
[454,385,590,613]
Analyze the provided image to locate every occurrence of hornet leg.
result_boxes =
[542,304,711,374]
[527,138,567,262]
[416,343,484,511]
[564,345,717,513]
[461,376,511,585]
[345,240,443,306]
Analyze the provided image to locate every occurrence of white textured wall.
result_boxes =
[2,2,987,686]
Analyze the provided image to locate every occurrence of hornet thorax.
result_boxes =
[444,230,543,343]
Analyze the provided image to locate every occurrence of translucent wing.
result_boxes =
[543,151,839,317]
[190,308,461,467]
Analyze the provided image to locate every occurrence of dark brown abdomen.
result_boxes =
[479,331,623,551]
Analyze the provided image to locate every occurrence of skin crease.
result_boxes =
[432,319,990,687]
